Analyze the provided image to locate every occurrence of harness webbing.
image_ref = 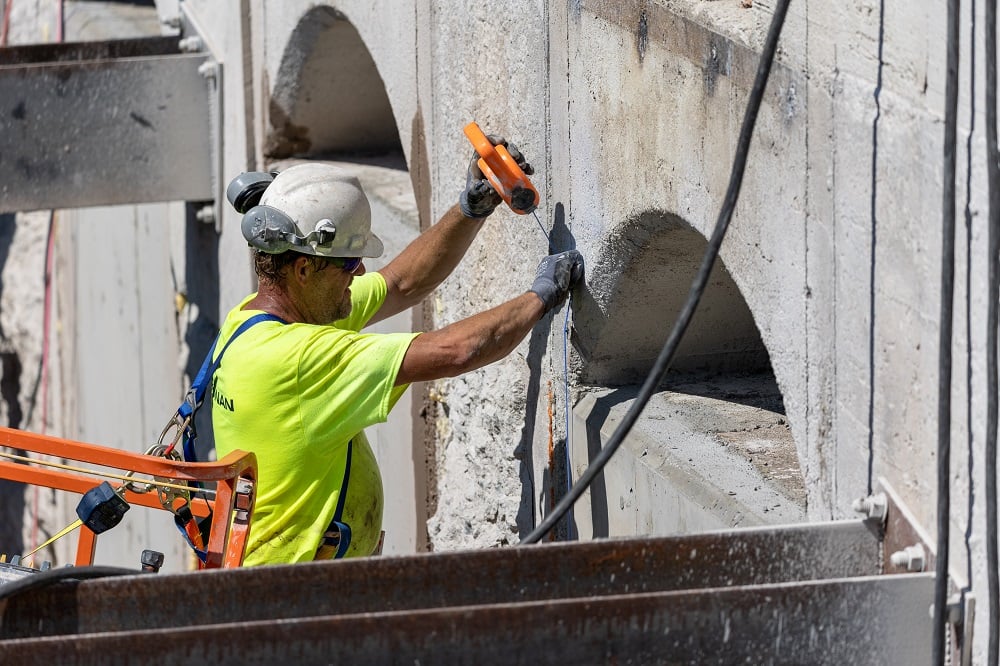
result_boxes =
[177,313,287,462]
[319,439,353,559]
[171,312,286,564]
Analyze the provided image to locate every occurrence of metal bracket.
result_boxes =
[867,478,974,666]
[0,38,214,212]
[179,4,224,232]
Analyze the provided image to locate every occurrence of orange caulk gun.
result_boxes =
[463,121,540,215]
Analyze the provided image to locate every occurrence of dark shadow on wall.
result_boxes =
[581,388,637,538]
[514,323,548,539]
[540,206,577,540]
[182,202,221,461]
[0,213,25,555]
[523,206,578,542]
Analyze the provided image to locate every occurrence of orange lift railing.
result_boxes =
[0,426,256,569]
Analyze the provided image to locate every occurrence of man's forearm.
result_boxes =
[395,292,545,385]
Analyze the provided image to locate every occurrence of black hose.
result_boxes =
[521,0,792,545]
[985,0,1000,660]
[934,0,961,660]
[0,565,140,603]
[965,0,981,652]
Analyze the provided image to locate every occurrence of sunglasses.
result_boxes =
[329,256,363,274]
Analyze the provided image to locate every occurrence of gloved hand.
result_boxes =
[459,135,534,219]
[529,250,585,312]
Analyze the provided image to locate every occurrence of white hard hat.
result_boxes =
[230,163,384,258]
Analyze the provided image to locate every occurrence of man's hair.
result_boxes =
[253,251,332,285]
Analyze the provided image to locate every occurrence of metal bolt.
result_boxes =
[889,543,926,572]
[161,16,182,30]
[198,61,219,80]
[852,492,888,522]
[178,36,203,53]
[195,204,215,225]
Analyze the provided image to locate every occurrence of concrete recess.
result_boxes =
[0,0,995,659]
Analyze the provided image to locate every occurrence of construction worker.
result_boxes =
[214,145,583,565]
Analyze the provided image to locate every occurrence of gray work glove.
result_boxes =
[529,250,585,312]
[459,135,534,219]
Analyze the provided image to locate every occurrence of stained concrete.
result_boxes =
[1,0,997,658]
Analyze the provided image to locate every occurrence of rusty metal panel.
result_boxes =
[0,575,934,665]
[0,40,212,213]
[0,522,879,637]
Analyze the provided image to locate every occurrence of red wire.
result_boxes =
[27,0,65,558]
[1,0,13,47]
[30,214,56,554]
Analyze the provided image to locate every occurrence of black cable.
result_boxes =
[985,0,1000,660]
[964,0,980,651]
[0,565,139,603]
[934,0,961,660]
[521,0,792,545]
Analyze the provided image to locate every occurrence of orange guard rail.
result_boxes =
[0,426,256,569]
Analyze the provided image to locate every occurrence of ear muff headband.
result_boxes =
[241,205,337,254]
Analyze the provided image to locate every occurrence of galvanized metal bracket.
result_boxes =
[178,4,224,231]
[861,478,974,666]
[0,37,215,213]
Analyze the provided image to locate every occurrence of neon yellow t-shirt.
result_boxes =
[212,272,418,565]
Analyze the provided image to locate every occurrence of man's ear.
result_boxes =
[291,255,313,285]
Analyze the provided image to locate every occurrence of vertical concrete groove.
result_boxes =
[240,0,255,171]
[830,48,841,516]
[803,0,812,518]
[867,0,888,496]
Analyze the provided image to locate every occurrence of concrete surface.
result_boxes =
[571,378,804,540]
[0,0,997,658]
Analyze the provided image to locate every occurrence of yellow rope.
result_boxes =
[22,518,83,560]
[0,450,215,496]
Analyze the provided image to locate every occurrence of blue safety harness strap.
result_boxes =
[176,311,355,561]
[319,438,353,559]
[177,313,287,462]
[172,501,209,563]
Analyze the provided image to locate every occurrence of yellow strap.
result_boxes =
[22,518,83,560]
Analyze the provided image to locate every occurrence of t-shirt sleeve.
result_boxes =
[296,326,419,438]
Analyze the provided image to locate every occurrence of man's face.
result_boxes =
[299,255,366,325]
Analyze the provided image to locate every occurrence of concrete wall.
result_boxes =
[1,0,997,658]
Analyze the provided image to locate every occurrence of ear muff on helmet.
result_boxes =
[226,171,277,214]
[240,206,339,255]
